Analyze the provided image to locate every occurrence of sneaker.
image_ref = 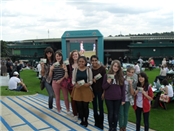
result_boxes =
[58,109,62,114]
[73,116,78,122]
[53,107,57,111]
[67,111,73,116]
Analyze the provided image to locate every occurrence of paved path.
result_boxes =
[0,94,151,131]
[0,75,154,131]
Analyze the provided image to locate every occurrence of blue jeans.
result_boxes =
[45,81,54,109]
[92,91,104,116]
[105,99,121,130]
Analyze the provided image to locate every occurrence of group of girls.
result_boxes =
[41,48,81,121]
[41,47,153,131]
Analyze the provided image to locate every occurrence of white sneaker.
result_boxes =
[73,116,78,122]
[67,111,73,116]
[53,107,57,111]
[58,109,62,114]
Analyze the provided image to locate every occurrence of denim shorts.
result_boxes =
[15,85,23,91]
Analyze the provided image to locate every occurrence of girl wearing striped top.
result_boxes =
[49,51,70,114]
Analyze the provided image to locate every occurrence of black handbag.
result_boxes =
[40,77,46,90]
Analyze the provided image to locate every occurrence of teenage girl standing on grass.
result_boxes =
[49,51,71,114]
[91,55,106,129]
[119,67,136,131]
[71,56,94,127]
[133,72,153,131]
[67,50,80,121]
[102,60,125,131]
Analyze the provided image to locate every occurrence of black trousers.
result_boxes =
[92,91,104,116]
[76,101,89,122]
[105,99,121,130]
[135,107,149,131]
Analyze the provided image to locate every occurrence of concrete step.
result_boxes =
[0,94,148,131]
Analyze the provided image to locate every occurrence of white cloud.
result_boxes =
[1,0,174,41]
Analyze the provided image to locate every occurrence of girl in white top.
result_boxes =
[160,66,167,76]
[160,79,173,98]
[158,79,174,109]
[162,58,167,66]
[154,65,167,82]
[134,62,140,74]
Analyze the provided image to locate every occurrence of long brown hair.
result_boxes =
[44,47,55,64]
[108,60,124,86]
[69,50,80,65]
[137,72,149,91]
[54,50,63,65]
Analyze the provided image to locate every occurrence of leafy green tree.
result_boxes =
[0,40,8,57]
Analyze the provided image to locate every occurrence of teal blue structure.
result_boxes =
[61,30,104,63]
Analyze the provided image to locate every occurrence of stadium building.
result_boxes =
[6,30,174,65]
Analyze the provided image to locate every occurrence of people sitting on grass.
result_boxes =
[8,71,28,92]
[148,57,155,70]
[134,61,140,75]
[161,58,167,66]
[152,79,173,110]
[154,65,167,84]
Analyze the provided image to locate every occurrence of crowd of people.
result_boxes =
[2,48,174,131]
[36,47,156,131]
[0,58,29,92]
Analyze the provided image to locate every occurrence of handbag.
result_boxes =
[67,65,73,90]
[60,78,73,89]
[40,77,46,90]
[67,77,73,90]
[60,78,69,88]
[159,94,169,103]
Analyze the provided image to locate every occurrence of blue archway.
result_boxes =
[61,29,104,63]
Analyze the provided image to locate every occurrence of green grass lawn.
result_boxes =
[0,68,174,131]
[83,51,96,58]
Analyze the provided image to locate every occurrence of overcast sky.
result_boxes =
[1,0,174,41]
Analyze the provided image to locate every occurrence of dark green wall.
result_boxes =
[129,40,174,64]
